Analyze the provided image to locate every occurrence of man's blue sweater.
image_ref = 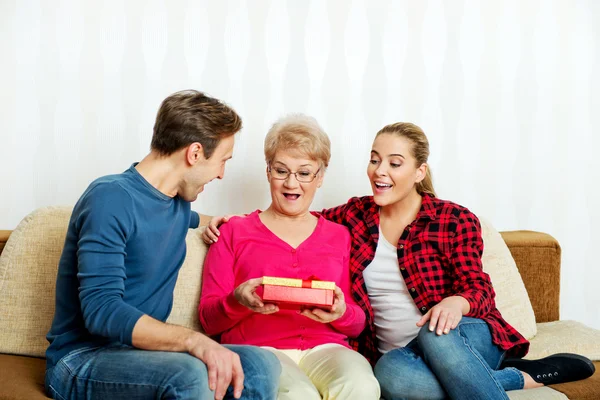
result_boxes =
[46,164,199,368]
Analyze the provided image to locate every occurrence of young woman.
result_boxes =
[204,122,595,400]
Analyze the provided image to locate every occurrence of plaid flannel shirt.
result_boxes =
[321,194,529,365]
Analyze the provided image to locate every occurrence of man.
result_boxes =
[45,90,281,400]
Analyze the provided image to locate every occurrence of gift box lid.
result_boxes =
[261,276,336,290]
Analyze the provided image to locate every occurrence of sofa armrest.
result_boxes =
[0,230,11,256]
[500,230,561,323]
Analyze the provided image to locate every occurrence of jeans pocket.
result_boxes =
[60,346,103,374]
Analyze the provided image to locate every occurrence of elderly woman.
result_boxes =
[198,114,380,400]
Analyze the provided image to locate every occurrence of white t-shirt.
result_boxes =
[362,228,422,353]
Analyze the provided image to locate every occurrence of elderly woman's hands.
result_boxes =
[234,278,279,314]
[300,286,347,323]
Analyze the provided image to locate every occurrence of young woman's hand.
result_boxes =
[234,278,279,314]
[416,295,470,335]
[300,286,347,323]
[202,215,234,244]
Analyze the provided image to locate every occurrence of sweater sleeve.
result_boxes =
[76,184,144,346]
[330,229,366,337]
[450,211,496,318]
[321,200,351,225]
[198,223,253,335]
[320,203,348,225]
[189,211,200,229]
[320,197,366,228]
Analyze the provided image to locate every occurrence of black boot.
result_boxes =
[501,353,595,385]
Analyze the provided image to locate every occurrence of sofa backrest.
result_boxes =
[0,207,69,358]
[0,206,540,359]
[479,217,537,340]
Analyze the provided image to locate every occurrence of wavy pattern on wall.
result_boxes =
[1,0,598,329]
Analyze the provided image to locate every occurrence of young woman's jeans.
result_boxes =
[374,317,524,400]
[45,343,281,400]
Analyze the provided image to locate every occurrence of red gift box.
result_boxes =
[260,276,335,310]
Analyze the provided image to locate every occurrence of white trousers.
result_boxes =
[263,343,381,400]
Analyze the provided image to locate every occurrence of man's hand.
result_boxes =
[300,286,346,323]
[188,334,244,400]
[234,278,279,314]
[131,315,245,400]
[416,295,470,335]
[202,215,233,244]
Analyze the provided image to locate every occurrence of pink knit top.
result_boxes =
[198,211,366,350]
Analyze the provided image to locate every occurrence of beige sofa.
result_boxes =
[0,207,598,400]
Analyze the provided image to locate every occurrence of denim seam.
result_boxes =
[62,345,104,359]
[456,324,508,397]
[493,350,507,370]
[172,381,212,398]
[47,384,67,400]
[454,319,487,327]
[73,374,169,390]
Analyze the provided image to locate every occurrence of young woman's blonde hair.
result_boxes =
[376,122,436,197]
[264,114,331,169]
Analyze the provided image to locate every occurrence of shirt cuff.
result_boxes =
[330,304,357,330]
[456,293,477,317]
[121,309,145,346]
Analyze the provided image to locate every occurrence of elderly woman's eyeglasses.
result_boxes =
[268,165,320,183]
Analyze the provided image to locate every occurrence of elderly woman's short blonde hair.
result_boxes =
[264,114,331,169]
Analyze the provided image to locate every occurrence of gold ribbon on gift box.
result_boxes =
[262,276,336,290]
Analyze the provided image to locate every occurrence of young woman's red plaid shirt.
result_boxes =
[321,193,529,365]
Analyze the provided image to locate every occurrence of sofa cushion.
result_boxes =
[526,320,600,361]
[0,353,581,400]
[0,206,209,358]
[0,354,47,399]
[524,321,600,400]
[480,217,537,340]
[507,387,568,399]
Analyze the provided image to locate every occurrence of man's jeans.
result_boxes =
[374,317,524,400]
[45,344,281,400]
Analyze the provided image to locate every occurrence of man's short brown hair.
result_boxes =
[151,90,242,158]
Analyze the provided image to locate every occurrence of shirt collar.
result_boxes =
[365,193,437,242]
[416,193,437,221]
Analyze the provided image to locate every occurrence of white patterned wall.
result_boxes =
[1,0,599,330]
